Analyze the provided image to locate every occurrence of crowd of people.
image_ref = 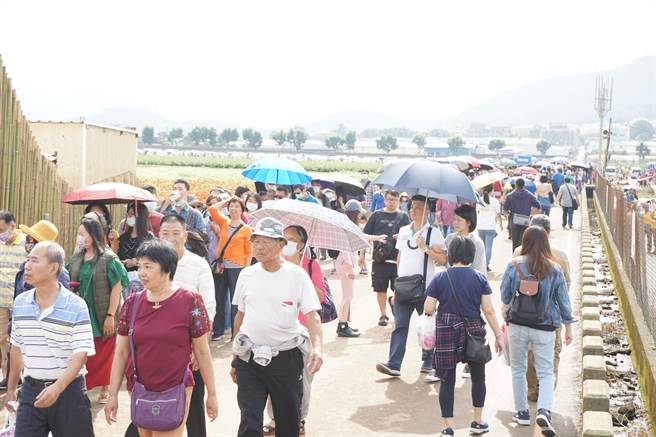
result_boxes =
[0,164,581,436]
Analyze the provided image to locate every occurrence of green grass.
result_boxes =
[137,155,380,174]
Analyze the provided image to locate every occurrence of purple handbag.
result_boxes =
[128,292,189,431]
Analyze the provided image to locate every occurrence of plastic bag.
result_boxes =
[416,313,437,350]
[501,324,510,366]
[0,403,17,437]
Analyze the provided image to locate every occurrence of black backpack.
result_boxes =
[507,260,549,326]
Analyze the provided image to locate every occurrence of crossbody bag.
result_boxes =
[565,184,579,210]
[444,268,492,364]
[394,227,432,304]
[211,224,244,275]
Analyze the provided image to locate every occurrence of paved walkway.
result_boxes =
[91,207,582,436]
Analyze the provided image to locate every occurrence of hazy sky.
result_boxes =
[1,0,655,127]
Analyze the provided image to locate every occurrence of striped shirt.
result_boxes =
[10,284,95,380]
[0,233,25,308]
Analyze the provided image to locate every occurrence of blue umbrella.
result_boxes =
[372,160,477,204]
[242,158,313,185]
[508,177,536,192]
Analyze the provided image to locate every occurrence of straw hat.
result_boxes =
[19,220,59,242]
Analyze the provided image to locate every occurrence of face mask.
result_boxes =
[283,241,298,257]
[0,230,12,244]
[246,203,258,212]
[173,199,186,208]
[312,186,320,194]
[222,208,229,215]
[126,217,136,227]
[295,193,304,200]
[76,235,87,250]
[400,201,408,209]
[145,201,158,212]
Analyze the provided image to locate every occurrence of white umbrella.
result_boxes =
[249,199,369,252]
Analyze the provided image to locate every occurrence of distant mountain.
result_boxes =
[89,107,177,131]
[305,110,442,132]
[453,55,656,126]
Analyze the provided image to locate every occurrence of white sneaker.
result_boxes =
[425,374,441,383]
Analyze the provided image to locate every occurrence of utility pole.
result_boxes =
[594,76,613,175]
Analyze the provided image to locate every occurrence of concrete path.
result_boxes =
[91,207,582,436]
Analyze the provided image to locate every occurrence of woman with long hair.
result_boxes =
[67,217,128,403]
[118,203,154,275]
[84,202,120,253]
[500,226,575,435]
[476,185,502,272]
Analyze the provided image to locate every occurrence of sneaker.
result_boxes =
[512,410,531,426]
[536,409,555,436]
[337,322,361,338]
[211,333,224,342]
[420,366,433,374]
[470,421,490,434]
[375,362,401,377]
[360,268,369,275]
[424,374,441,383]
[461,364,471,378]
[440,428,454,436]
[378,315,389,326]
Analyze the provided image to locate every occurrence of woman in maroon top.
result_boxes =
[104,239,218,437]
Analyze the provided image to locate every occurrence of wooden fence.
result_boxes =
[0,55,136,256]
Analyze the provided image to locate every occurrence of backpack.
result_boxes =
[507,260,549,326]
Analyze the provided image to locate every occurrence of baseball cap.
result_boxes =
[345,199,366,214]
[251,217,286,241]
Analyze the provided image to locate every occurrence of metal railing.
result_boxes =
[595,173,656,341]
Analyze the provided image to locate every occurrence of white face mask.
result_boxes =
[126,217,136,227]
[246,203,258,212]
[145,201,158,212]
[282,241,298,257]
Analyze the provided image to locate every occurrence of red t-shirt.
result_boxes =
[117,288,210,392]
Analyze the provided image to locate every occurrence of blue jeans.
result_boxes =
[477,229,496,268]
[387,298,433,371]
[538,196,551,216]
[508,323,556,412]
[562,206,574,227]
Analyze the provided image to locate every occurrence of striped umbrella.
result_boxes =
[249,199,369,252]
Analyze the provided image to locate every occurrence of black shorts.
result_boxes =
[372,262,397,292]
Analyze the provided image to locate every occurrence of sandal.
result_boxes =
[299,420,306,435]
[97,392,110,404]
[263,422,276,436]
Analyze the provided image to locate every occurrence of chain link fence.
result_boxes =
[595,174,656,342]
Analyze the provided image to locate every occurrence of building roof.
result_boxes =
[29,120,138,135]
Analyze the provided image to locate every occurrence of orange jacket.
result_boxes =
[208,206,253,267]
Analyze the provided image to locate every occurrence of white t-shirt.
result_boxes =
[232,261,321,346]
[172,250,217,322]
[395,222,446,282]
[476,197,500,231]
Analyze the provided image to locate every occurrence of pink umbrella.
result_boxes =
[62,182,157,205]
[249,199,369,252]
[514,166,538,175]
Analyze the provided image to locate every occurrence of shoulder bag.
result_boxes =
[444,268,492,364]
[394,227,432,304]
[565,184,579,210]
[129,292,189,431]
[210,224,244,275]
